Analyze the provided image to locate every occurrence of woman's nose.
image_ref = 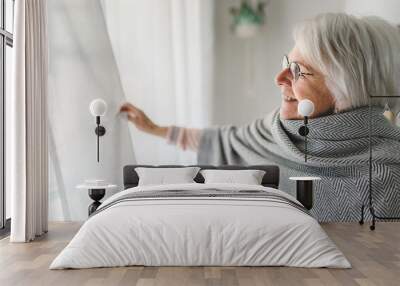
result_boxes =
[275,68,292,87]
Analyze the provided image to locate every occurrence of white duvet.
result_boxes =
[50,183,351,269]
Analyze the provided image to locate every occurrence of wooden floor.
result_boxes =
[0,222,399,286]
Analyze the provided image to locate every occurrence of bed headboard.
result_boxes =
[123,165,280,189]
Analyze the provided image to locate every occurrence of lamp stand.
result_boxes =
[298,116,309,162]
[94,116,106,162]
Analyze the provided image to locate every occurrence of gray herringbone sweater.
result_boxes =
[197,107,400,222]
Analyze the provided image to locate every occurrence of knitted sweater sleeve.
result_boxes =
[166,126,202,151]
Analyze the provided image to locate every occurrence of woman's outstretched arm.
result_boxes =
[119,102,277,164]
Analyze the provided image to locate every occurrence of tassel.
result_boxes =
[383,103,395,124]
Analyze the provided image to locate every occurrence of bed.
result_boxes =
[50,165,350,269]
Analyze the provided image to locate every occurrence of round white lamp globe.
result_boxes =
[297,99,315,117]
[89,99,107,117]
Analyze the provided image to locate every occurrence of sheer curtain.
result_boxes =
[170,0,215,163]
[8,0,48,242]
[100,0,214,164]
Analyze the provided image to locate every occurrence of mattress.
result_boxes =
[50,183,351,269]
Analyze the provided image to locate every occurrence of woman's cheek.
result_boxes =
[293,85,314,102]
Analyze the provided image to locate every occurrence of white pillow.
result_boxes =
[135,167,200,186]
[200,169,266,185]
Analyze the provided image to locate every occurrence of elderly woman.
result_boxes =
[120,13,400,222]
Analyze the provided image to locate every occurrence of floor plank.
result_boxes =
[0,222,399,286]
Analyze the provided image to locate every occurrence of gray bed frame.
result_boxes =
[123,165,280,189]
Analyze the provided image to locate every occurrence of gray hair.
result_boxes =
[293,13,400,112]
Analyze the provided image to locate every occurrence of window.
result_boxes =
[0,0,14,235]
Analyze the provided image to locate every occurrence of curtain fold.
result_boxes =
[100,0,214,164]
[170,0,214,164]
[9,0,48,242]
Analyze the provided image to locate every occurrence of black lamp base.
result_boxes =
[298,125,309,136]
[95,126,106,136]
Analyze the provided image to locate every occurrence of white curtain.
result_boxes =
[170,0,215,163]
[8,0,48,242]
[100,0,214,164]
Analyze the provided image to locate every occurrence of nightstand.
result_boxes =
[289,177,321,210]
[76,182,117,216]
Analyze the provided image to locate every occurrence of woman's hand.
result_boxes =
[120,103,168,138]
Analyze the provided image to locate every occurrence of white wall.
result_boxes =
[48,0,135,221]
[212,0,345,125]
[345,0,400,25]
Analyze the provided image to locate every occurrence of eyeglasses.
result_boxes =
[282,55,314,82]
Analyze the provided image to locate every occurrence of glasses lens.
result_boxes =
[289,62,300,81]
[282,56,289,70]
